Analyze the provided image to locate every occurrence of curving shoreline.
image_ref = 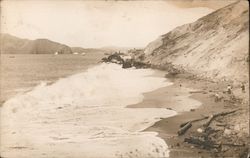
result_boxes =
[1,56,248,157]
[1,63,176,158]
[130,71,249,158]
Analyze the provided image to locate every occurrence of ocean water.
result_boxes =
[1,53,104,104]
[1,63,176,158]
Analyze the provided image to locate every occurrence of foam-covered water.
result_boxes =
[1,63,176,158]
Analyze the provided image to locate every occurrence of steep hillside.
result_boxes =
[137,1,249,83]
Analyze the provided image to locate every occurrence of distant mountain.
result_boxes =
[32,39,72,54]
[0,34,113,55]
[133,1,249,83]
[99,46,135,54]
[0,34,138,55]
[71,47,110,54]
[0,34,72,54]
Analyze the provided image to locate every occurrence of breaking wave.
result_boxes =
[1,63,176,158]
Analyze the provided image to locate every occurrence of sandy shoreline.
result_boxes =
[1,62,248,157]
[129,72,249,158]
[1,63,176,158]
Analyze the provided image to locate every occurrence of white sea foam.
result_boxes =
[1,63,176,158]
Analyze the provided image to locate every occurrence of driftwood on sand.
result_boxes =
[184,136,219,149]
[180,116,209,128]
[180,109,240,150]
[184,137,245,149]
[178,109,238,135]
[178,122,192,136]
[200,109,238,132]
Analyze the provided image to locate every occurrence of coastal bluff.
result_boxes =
[130,1,249,84]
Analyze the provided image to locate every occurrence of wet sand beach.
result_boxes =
[129,72,249,158]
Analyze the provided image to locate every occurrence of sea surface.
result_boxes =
[1,54,177,158]
[1,53,104,104]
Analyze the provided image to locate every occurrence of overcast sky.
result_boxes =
[1,0,228,48]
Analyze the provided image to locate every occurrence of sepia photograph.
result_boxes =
[0,0,249,157]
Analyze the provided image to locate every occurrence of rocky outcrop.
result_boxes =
[71,47,110,54]
[102,53,150,69]
[102,53,125,64]
[134,1,249,84]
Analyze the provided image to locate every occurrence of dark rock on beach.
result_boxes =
[102,53,124,64]
[102,53,150,69]
[122,59,132,68]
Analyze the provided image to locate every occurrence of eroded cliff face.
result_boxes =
[139,1,249,83]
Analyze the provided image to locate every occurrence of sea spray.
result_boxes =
[1,63,176,158]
